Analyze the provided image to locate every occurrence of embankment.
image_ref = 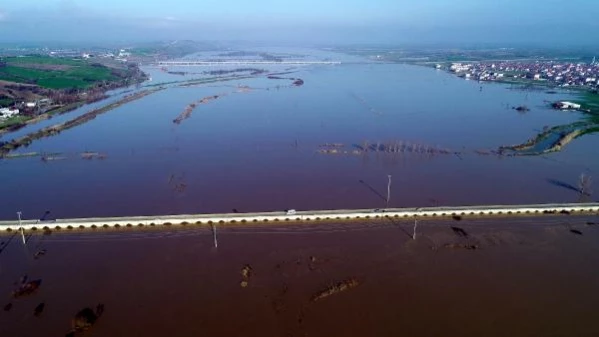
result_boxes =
[0,88,163,158]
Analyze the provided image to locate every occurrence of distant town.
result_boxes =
[442,58,599,90]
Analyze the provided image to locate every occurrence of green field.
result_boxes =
[0,115,29,129]
[0,56,120,89]
[5,56,84,66]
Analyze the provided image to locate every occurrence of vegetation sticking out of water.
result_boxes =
[317,141,462,157]
[311,278,360,302]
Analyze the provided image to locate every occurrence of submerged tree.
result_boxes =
[578,173,593,198]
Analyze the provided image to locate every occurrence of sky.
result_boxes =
[0,0,598,46]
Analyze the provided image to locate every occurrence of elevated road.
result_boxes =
[1,203,598,233]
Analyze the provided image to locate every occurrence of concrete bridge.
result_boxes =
[156,60,342,66]
[1,203,598,233]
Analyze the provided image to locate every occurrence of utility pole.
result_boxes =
[212,224,218,248]
[413,220,418,240]
[386,175,392,208]
[17,211,25,245]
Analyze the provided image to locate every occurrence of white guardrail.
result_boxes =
[0,203,598,232]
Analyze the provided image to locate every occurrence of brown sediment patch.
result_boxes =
[66,304,104,336]
[311,278,360,302]
[240,264,253,288]
[173,103,196,124]
[443,243,479,250]
[13,279,42,298]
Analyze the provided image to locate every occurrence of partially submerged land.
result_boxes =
[173,94,225,125]
[172,73,304,125]
[0,55,147,132]
[433,61,599,154]
[0,70,305,159]
[499,121,599,156]
[0,89,162,158]
[336,46,599,157]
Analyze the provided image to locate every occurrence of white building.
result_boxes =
[0,108,20,119]
[557,101,581,109]
[118,49,131,58]
[450,63,471,73]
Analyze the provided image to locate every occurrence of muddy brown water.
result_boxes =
[1,216,599,337]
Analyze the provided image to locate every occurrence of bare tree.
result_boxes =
[413,220,418,240]
[386,175,392,208]
[578,173,592,197]
[361,140,370,152]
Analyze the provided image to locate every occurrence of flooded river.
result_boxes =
[0,49,597,221]
[1,216,599,336]
[2,47,598,336]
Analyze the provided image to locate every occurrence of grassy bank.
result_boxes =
[0,56,122,89]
